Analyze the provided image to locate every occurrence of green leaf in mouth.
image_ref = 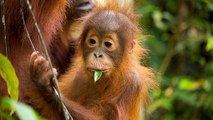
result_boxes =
[94,70,102,82]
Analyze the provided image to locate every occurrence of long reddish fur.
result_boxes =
[29,0,156,119]
[58,1,157,119]
[0,0,68,119]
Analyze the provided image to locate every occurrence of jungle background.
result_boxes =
[137,0,213,120]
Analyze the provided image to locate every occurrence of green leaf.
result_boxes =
[178,78,193,90]
[178,78,202,91]
[94,71,102,82]
[0,54,19,101]
[149,98,173,112]
[1,98,45,120]
[206,36,213,51]
[174,91,197,106]
[0,112,14,120]
[207,3,213,11]
[152,10,168,30]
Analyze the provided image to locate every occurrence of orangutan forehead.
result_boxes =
[85,11,134,34]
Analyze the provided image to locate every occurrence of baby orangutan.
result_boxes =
[30,1,155,120]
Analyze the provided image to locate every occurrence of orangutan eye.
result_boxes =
[89,38,96,45]
[104,41,112,48]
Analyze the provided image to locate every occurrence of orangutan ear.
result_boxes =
[129,40,135,53]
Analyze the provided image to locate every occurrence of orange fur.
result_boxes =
[58,0,157,119]
[26,0,156,120]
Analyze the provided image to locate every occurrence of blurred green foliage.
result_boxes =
[137,0,213,120]
[0,53,44,120]
[0,54,19,102]
[1,98,45,120]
